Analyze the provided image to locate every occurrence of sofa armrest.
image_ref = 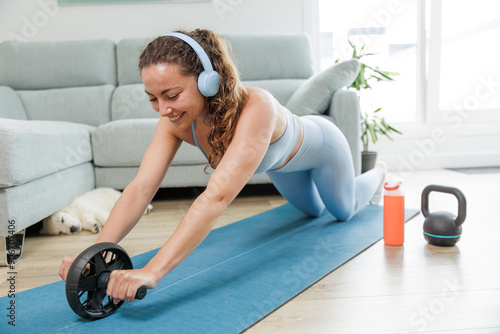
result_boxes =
[325,89,361,175]
[0,119,94,187]
[0,86,27,120]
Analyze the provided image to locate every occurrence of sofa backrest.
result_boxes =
[0,34,314,124]
[116,38,150,86]
[224,33,313,81]
[116,33,313,85]
[0,39,116,126]
[227,33,313,106]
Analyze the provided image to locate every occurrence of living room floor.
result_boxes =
[1,168,499,333]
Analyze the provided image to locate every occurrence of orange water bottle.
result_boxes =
[383,180,405,246]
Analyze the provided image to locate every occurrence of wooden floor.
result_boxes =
[1,169,499,333]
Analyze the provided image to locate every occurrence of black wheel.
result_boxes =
[65,243,133,320]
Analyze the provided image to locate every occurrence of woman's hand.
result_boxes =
[59,256,77,281]
[106,268,158,302]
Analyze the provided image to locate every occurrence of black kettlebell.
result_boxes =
[421,185,467,247]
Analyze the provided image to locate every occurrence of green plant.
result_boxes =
[341,40,402,152]
[361,107,401,153]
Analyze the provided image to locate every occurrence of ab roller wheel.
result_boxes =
[65,242,147,320]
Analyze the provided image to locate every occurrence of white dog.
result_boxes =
[41,188,153,235]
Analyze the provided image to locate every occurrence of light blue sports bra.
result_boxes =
[192,107,301,174]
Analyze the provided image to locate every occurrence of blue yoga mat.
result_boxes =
[1,204,418,333]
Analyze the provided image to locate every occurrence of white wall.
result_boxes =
[0,0,306,43]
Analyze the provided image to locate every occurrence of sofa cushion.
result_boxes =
[225,33,314,81]
[0,86,27,120]
[0,119,94,188]
[117,38,151,85]
[92,119,207,167]
[0,39,116,90]
[285,60,360,116]
[17,85,114,126]
[112,84,159,120]
[243,79,305,106]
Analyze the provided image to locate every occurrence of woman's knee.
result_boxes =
[335,210,354,222]
[287,198,325,218]
[327,201,355,221]
[302,204,324,218]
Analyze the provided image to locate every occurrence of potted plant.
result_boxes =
[360,106,401,172]
[342,40,402,172]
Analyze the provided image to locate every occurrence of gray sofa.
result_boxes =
[0,33,361,264]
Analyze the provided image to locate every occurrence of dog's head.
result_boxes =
[41,211,82,235]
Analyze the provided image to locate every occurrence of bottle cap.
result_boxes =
[384,180,402,191]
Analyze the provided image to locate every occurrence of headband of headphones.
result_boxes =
[163,32,220,97]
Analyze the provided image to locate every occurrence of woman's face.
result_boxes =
[142,63,208,130]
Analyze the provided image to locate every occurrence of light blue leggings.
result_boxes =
[266,115,383,221]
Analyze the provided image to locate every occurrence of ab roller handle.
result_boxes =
[421,185,467,247]
[98,272,147,300]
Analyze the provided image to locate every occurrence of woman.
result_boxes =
[59,29,386,302]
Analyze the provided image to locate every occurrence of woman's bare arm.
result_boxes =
[142,89,279,281]
[106,89,280,301]
[59,117,181,281]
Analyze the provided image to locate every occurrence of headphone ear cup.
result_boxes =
[198,70,220,97]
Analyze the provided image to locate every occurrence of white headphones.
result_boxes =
[163,32,220,97]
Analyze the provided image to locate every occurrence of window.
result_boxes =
[427,0,500,123]
[319,0,419,122]
[318,0,500,124]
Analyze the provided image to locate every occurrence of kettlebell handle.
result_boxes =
[421,185,467,227]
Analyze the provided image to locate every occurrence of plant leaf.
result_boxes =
[388,126,403,134]
[373,69,397,81]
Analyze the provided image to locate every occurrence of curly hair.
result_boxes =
[138,29,248,171]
